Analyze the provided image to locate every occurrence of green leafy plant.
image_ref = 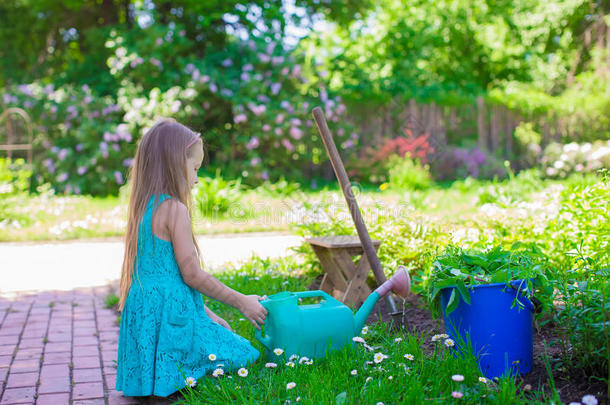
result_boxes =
[386,155,432,191]
[192,169,243,217]
[422,245,553,317]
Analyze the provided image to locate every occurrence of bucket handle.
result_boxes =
[508,283,542,313]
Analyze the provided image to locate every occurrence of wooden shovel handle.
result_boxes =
[312,107,396,313]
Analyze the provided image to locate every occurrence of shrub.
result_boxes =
[541,140,610,179]
[386,155,432,191]
[0,158,33,228]
[430,147,507,181]
[192,170,243,217]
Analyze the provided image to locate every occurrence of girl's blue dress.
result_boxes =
[115,194,260,397]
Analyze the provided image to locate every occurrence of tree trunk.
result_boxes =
[504,108,513,158]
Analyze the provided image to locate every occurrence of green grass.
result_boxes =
[170,258,560,404]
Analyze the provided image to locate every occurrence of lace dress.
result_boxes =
[115,193,260,397]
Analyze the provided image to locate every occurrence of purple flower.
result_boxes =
[270,83,281,95]
[84,95,93,104]
[150,58,163,69]
[44,159,55,173]
[292,65,302,77]
[209,83,218,93]
[2,94,12,104]
[221,88,233,97]
[114,171,124,185]
[281,67,290,75]
[246,137,259,150]
[261,171,269,181]
[471,148,486,165]
[262,124,271,132]
[271,56,284,65]
[240,73,251,82]
[266,42,276,55]
[203,101,210,110]
[23,101,33,109]
[243,64,254,72]
[290,118,301,126]
[257,94,270,103]
[234,114,247,124]
[280,100,294,113]
[74,186,81,195]
[344,140,354,149]
[281,139,294,152]
[289,127,303,140]
[58,149,68,160]
[103,132,113,142]
[274,128,282,136]
[57,173,68,182]
[275,114,284,124]
[249,104,266,116]
[112,143,120,152]
[200,75,210,84]
[250,157,261,166]
[17,84,33,96]
[258,53,270,63]
[100,142,108,151]
[155,38,163,46]
[320,89,328,103]
[123,158,134,167]
[75,143,83,152]
[221,58,233,67]
[51,146,59,153]
[192,69,200,81]
[77,166,87,175]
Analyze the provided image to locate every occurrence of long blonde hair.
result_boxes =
[118,118,203,311]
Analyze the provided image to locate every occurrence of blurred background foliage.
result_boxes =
[0,0,608,195]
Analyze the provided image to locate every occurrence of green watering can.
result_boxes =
[254,266,411,359]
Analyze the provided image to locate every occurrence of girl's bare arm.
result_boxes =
[166,200,267,328]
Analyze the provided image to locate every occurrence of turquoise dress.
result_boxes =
[115,194,260,397]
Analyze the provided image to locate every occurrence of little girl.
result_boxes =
[115,119,267,398]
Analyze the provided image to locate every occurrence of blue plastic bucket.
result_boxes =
[440,280,533,379]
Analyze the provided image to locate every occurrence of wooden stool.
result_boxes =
[306,235,382,308]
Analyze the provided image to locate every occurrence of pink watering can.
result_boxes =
[254,266,410,359]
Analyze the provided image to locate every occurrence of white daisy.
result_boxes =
[431,334,442,342]
[238,368,248,377]
[362,326,369,335]
[304,359,313,365]
[298,356,310,364]
[582,395,598,405]
[394,337,403,343]
[352,336,366,343]
[286,382,296,390]
[365,376,373,383]
[388,376,393,380]
[439,334,449,339]
[273,348,284,356]
[373,352,387,364]
[208,353,217,361]
[350,369,358,376]
[265,362,277,368]
[185,376,197,387]
[451,374,464,382]
[286,361,295,367]
[444,339,455,347]
[212,368,224,378]
[478,377,488,384]
[289,354,299,362]
[404,354,414,361]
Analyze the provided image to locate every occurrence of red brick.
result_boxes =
[107,390,141,404]
[0,327,23,336]
[0,355,12,367]
[74,336,98,346]
[0,386,36,404]
[73,367,102,383]
[0,345,15,356]
[72,381,104,400]
[0,335,19,345]
[46,332,71,343]
[73,355,100,369]
[44,342,71,353]
[9,359,39,373]
[35,393,70,405]
[73,399,106,405]
[37,376,70,394]
[18,338,45,349]
[5,371,38,388]
[73,345,99,357]
[42,351,70,365]
[40,364,69,379]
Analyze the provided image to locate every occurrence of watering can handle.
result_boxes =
[254,300,272,350]
[293,290,335,302]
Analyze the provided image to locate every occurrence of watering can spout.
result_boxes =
[354,266,411,334]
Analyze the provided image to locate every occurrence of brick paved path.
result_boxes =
[0,286,158,405]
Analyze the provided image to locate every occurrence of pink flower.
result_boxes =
[114,171,124,185]
[262,124,271,132]
[289,127,303,140]
[281,139,294,152]
[250,157,261,166]
[261,171,269,180]
[292,65,302,77]
[234,114,247,124]
[246,137,259,150]
[155,38,163,46]
[451,391,463,399]
[57,173,68,182]
[77,166,87,175]
[271,83,281,95]
[275,114,284,124]
[258,53,270,63]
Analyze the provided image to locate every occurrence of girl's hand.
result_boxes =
[238,294,267,330]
